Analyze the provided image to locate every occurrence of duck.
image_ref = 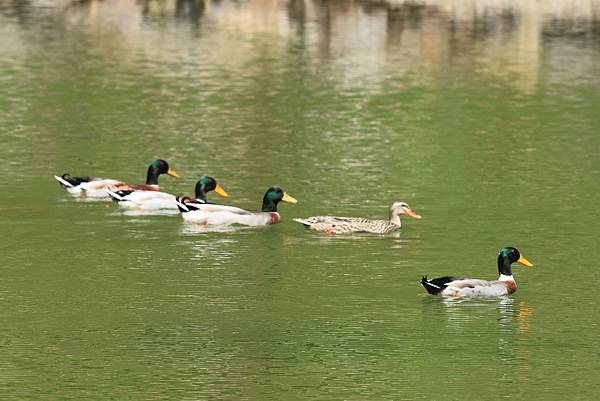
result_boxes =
[53,159,180,199]
[293,201,421,234]
[420,247,534,298]
[176,186,297,226]
[105,176,228,212]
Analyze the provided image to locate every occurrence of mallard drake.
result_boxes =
[176,186,297,226]
[420,247,534,298]
[106,176,228,212]
[293,201,421,234]
[54,159,180,199]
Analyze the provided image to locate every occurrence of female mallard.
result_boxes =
[176,186,297,226]
[106,176,228,212]
[420,247,534,298]
[53,159,179,199]
[293,201,421,234]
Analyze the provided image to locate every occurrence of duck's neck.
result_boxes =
[146,166,160,185]
[261,198,278,212]
[389,211,401,227]
[498,274,515,282]
[497,255,513,277]
[194,182,207,202]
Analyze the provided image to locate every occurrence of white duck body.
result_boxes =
[177,187,296,227]
[420,247,534,298]
[181,209,280,226]
[440,275,517,297]
[54,159,178,199]
[107,189,177,210]
[107,176,228,213]
[54,175,122,198]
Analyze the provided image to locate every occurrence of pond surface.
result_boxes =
[1,1,600,400]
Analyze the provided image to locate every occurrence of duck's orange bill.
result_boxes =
[518,255,534,267]
[214,184,228,197]
[282,192,298,204]
[167,168,180,178]
[407,208,422,219]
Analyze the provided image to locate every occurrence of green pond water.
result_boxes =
[1,1,600,400]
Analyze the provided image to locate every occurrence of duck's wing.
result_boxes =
[107,189,177,210]
[78,179,121,191]
[446,279,494,289]
[111,183,159,192]
[194,204,252,215]
[202,211,275,226]
[177,201,261,225]
[445,279,512,297]
[294,216,396,234]
[122,190,174,203]
[295,216,357,225]
[293,216,361,229]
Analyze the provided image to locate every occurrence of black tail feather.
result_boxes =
[420,276,462,295]
[175,196,200,213]
[60,173,93,187]
[107,190,133,203]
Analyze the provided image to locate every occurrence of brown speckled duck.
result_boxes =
[293,201,421,234]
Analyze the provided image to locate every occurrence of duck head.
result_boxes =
[497,247,534,277]
[389,201,422,225]
[146,159,180,185]
[194,176,228,201]
[261,187,298,212]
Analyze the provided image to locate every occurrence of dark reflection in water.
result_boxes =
[0,0,595,98]
[1,0,598,96]
[138,0,206,25]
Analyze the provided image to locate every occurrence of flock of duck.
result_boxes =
[54,159,534,299]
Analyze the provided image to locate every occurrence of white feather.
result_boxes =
[53,175,73,187]
[181,209,210,224]
[106,189,125,201]
[175,199,190,212]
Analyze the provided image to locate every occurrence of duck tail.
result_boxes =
[420,276,444,295]
[293,218,311,229]
[54,173,92,188]
[54,174,73,188]
[106,189,126,202]
[421,276,462,295]
[175,196,191,213]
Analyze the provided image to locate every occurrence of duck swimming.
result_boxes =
[176,186,297,226]
[293,201,421,234]
[420,247,534,298]
[54,159,180,199]
[106,176,228,212]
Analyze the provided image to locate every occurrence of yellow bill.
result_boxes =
[282,192,298,204]
[406,208,422,219]
[167,168,180,178]
[214,184,228,197]
[517,255,534,267]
